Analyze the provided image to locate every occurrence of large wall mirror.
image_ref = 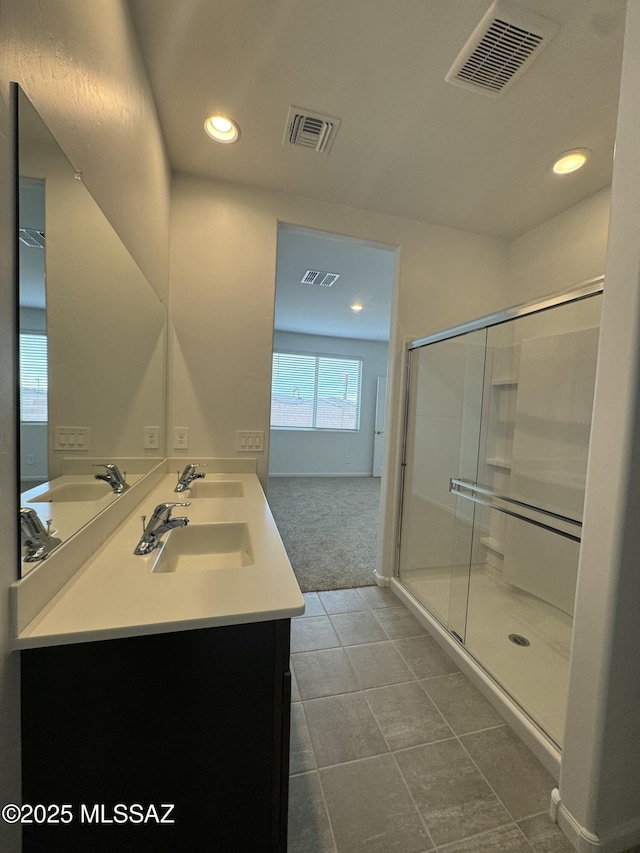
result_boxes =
[16,85,167,577]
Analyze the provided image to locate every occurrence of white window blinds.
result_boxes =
[271,351,362,431]
[20,333,48,422]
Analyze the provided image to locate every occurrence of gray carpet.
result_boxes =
[267,476,381,592]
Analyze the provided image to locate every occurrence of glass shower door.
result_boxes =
[397,328,486,634]
[461,293,602,746]
[397,286,602,748]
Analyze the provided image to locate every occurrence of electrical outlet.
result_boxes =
[173,426,189,450]
[345,455,351,464]
[144,426,160,450]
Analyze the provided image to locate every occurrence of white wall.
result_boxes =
[0,3,170,850]
[556,2,640,849]
[269,331,388,476]
[168,175,511,579]
[508,186,610,304]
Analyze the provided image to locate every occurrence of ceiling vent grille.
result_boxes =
[19,228,45,248]
[284,106,341,154]
[301,270,340,287]
[445,1,558,97]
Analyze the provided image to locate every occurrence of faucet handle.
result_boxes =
[154,501,191,519]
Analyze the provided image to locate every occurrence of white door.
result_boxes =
[372,376,387,477]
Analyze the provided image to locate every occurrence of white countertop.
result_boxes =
[20,473,144,574]
[13,470,304,649]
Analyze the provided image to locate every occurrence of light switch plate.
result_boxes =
[236,430,264,452]
[54,426,91,451]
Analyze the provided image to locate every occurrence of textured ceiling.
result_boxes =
[128,0,625,341]
[129,0,624,241]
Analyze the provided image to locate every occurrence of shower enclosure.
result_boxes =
[396,279,603,748]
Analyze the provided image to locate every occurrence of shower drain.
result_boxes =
[508,633,531,647]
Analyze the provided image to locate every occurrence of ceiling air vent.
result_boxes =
[301,270,340,287]
[19,228,45,248]
[445,0,558,97]
[284,106,341,154]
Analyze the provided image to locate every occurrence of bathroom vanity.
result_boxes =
[13,460,304,852]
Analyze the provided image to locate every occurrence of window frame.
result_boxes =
[270,348,363,432]
[19,330,48,424]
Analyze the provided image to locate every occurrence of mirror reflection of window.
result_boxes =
[18,177,48,492]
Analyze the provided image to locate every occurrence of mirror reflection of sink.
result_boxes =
[29,482,114,503]
[151,523,254,573]
[185,480,244,498]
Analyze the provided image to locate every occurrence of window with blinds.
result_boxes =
[271,351,362,431]
[20,333,48,422]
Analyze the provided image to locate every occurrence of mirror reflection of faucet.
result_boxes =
[133,502,191,555]
[93,464,129,494]
[174,463,207,493]
[20,507,62,562]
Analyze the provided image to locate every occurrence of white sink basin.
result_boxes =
[29,482,114,503]
[185,480,244,498]
[151,523,254,573]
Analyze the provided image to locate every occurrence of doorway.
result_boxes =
[268,224,396,591]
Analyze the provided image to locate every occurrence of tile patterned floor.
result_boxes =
[288,587,573,853]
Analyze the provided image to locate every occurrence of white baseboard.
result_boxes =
[551,789,640,853]
[268,471,373,477]
[389,577,561,780]
[374,570,390,587]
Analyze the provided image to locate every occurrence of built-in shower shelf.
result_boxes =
[491,378,518,386]
[480,536,505,555]
[486,457,512,469]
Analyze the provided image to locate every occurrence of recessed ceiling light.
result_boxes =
[351,303,363,312]
[204,114,240,144]
[552,148,590,175]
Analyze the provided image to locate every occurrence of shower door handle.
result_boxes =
[449,478,582,542]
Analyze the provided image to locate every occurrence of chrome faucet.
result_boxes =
[133,502,191,555]
[174,463,206,492]
[20,507,62,562]
[93,463,129,494]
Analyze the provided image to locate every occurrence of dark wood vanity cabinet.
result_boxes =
[21,619,292,852]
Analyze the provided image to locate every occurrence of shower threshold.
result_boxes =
[390,575,562,781]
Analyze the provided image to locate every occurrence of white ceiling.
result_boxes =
[275,226,395,341]
[128,0,625,339]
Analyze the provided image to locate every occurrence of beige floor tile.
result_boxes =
[320,754,432,852]
[319,588,369,614]
[395,738,511,846]
[290,702,316,774]
[518,812,575,853]
[303,692,388,767]
[329,610,388,646]
[421,672,504,735]
[394,635,460,679]
[299,591,327,617]
[346,641,415,689]
[292,647,359,699]
[460,726,556,821]
[437,823,531,853]
[288,771,336,853]
[374,607,428,639]
[357,586,402,609]
[291,615,341,653]
[365,681,452,750]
